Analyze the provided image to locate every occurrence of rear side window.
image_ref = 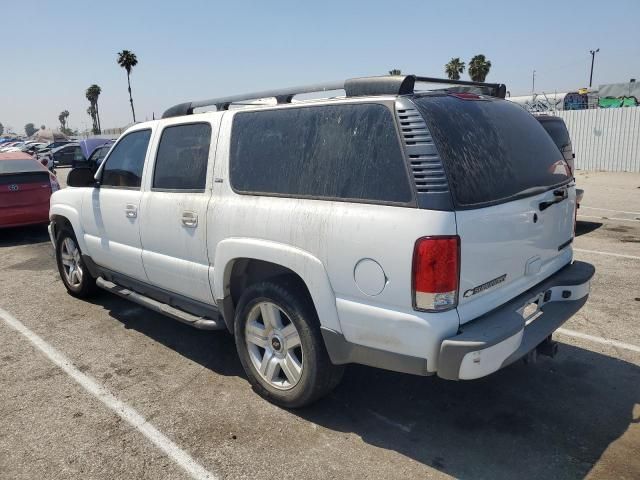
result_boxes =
[538,118,571,149]
[230,103,412,203]
[101,129,151,188]
[153,123,211,191]
[414,96,570,208]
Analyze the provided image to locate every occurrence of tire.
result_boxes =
[55,226,97,298]
[234,277,344,408]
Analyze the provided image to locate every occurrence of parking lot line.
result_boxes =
[577,214,640,223]
[556,328,640,354]
[0,306,218,480]
[580,206,640,216]
[574,248,640,260]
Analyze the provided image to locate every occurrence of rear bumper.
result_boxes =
[437,260,595,380]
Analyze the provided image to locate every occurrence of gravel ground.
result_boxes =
[0,170,638,480]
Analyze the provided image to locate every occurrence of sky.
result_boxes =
[1,0,639,134]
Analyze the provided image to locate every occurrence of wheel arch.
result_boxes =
[50,204,87,252]
[212,238,341,334]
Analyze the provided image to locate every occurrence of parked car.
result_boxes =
[49,142,82,167]
[72,138,114,168]
[1,152,59,228]
[50,75,594,407]
[83,141,114,171]
[536,115,584,204]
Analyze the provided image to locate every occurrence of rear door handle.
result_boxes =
[125,204,137,218]
[181,211,198,228]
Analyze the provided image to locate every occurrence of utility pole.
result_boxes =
[532,70,536,94]
[589,48,600,88]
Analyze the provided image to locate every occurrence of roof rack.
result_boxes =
[162,75,507,118]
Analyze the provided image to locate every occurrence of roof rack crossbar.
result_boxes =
[162,75,506,118]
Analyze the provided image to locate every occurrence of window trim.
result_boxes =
[98,128,152,190]
[228,102,417,207]
[150,121,212,194]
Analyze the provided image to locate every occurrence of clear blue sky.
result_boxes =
[1,0,638,134]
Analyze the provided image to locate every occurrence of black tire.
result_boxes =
[55,226,97,298]
[234,277,344,408]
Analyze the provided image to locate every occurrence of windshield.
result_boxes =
[414,95,570,208]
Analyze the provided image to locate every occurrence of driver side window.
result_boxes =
[101,130,152,188]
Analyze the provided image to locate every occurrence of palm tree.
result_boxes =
[388,69,402,75]
[58,110,70,131]
[85,85,102,134]
[444,58,465,80]
[468,54,492,82]
[117,50,138,122]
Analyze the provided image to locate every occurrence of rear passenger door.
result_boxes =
[139,120,218,304]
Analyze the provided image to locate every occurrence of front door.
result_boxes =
[81,128,153,281]
[139,120,218,304]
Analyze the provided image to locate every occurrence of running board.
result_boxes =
[96,277,225,330]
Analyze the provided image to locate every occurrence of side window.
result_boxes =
[229,104,412,203]
[153,123,211,191]
[101,130,151,188]
[73,146,84,162]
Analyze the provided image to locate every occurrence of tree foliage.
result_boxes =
[444,58,465,80]
[117,49,139,122]
[86,85,102,134]
[388,69,402,75]
[468,54,492,82]
[25,123,37,137]
[0,122,3,135]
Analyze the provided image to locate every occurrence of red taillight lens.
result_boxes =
[412,236,460,311]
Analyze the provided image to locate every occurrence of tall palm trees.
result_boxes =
[58,110,69,131]
[468,54,492,82]
[85,85,102,134]
[117,50,138,123]
[444,58,465,80]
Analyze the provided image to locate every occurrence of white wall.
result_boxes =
[556,108,640,172]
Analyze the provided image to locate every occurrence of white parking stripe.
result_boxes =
[580,206,640,216]
[556,328,640,354]
[0,307,218,480]
[574,248,640,260]
[577,214,640,223]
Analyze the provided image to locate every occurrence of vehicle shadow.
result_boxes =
[575,220,602,236]
[94,293,245,379]
[0,225,50,247]
[294,345,639,479]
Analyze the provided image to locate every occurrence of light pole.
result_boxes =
[589,48,600,88]
[532,70,536,94]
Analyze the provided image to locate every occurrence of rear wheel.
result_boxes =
[55,227,97,298]
[234,278,344,408]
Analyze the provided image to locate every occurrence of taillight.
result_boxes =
[50,174,60,193]
[412,236,460,312]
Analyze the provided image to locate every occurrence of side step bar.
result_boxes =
[96,277,225,330]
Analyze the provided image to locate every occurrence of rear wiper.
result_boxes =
[539,189,568,211]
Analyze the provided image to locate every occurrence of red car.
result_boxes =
[0,152,60,228]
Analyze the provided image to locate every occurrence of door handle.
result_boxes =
[181,211,198,228]
[125,204,137,218]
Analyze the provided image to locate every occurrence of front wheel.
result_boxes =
[234,278,344,408]
[55,227,97,298]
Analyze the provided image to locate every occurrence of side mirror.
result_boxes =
[67,167,97,188]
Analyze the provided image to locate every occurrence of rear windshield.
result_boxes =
[414,95,570,208]
[0,159,42,174]
[538,118,571,149]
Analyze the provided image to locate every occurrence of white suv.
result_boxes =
[49,75,595,407]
